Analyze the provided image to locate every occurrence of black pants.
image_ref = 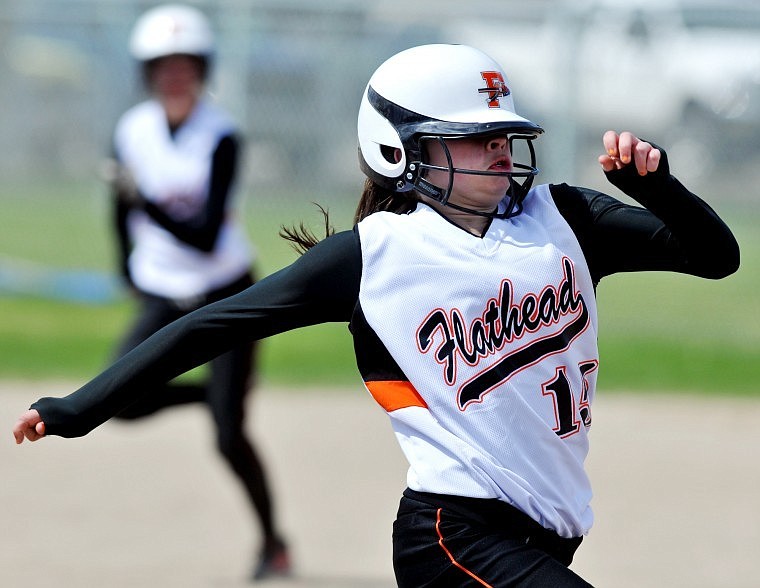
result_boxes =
[114,273,279,543]
[393,489,593,588]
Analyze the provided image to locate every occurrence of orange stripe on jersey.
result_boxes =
[436,508,494,588]
[365,380,428,412]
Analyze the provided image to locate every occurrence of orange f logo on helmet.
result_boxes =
[479,71,510,108]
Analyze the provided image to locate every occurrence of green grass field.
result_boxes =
[1,178,758,395]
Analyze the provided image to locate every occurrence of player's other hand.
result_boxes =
[100,158,144,207]
[598,130,660,176]
[13,409,46,444]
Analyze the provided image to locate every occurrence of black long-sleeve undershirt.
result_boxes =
[552,148,738,284]
[36,157,739,438]
[113,133,240,283]
[141,134,239,252]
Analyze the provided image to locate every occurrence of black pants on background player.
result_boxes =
[113,272,278,545]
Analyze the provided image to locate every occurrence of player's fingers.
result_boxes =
[646,147,661,173]
[617,131,635,166]
[13,410,44,444]
[597,154,616,172]
[633,140,649,175]
[22,426,44,443]
[12,421,34,444]
[13,426,24,444]
[602,130,620,158]
[632,139,660,175]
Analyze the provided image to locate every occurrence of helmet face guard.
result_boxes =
[410,133,540,220]
[357,44,544,220]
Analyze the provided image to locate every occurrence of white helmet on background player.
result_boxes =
[129,4,215,62]
[358,44,543,218]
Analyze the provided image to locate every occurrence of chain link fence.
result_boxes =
[2,0,759,203]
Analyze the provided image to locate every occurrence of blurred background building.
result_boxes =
[2,0,759,191]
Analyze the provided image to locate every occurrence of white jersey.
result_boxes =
[114,98,253,299]
[357,184,599,538]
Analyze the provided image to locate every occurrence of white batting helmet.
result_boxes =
[129,4,214,62]
[358,44,543,217]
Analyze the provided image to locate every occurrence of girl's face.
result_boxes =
[148,54,204,102]
[424,134,513,213]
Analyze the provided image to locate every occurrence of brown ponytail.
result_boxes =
[279,202,334,254]
[280,179,418,254]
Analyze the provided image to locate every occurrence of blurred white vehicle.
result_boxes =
[449,0,760,176]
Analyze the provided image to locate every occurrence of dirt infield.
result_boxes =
[3,380,760,587]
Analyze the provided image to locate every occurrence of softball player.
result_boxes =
[14,44,739,586]
[103,5,288,580]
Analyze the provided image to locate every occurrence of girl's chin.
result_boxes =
[449,194,506,212]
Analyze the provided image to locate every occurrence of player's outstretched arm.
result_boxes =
[13,409,46,444]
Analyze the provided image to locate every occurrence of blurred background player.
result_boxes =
[103,4,289,580]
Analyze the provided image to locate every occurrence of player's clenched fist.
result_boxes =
[13,409,46,444]
[598,130,661,176]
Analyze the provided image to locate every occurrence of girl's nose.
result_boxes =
[487,136,508,151]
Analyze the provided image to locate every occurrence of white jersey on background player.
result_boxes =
[114,97,252,301]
